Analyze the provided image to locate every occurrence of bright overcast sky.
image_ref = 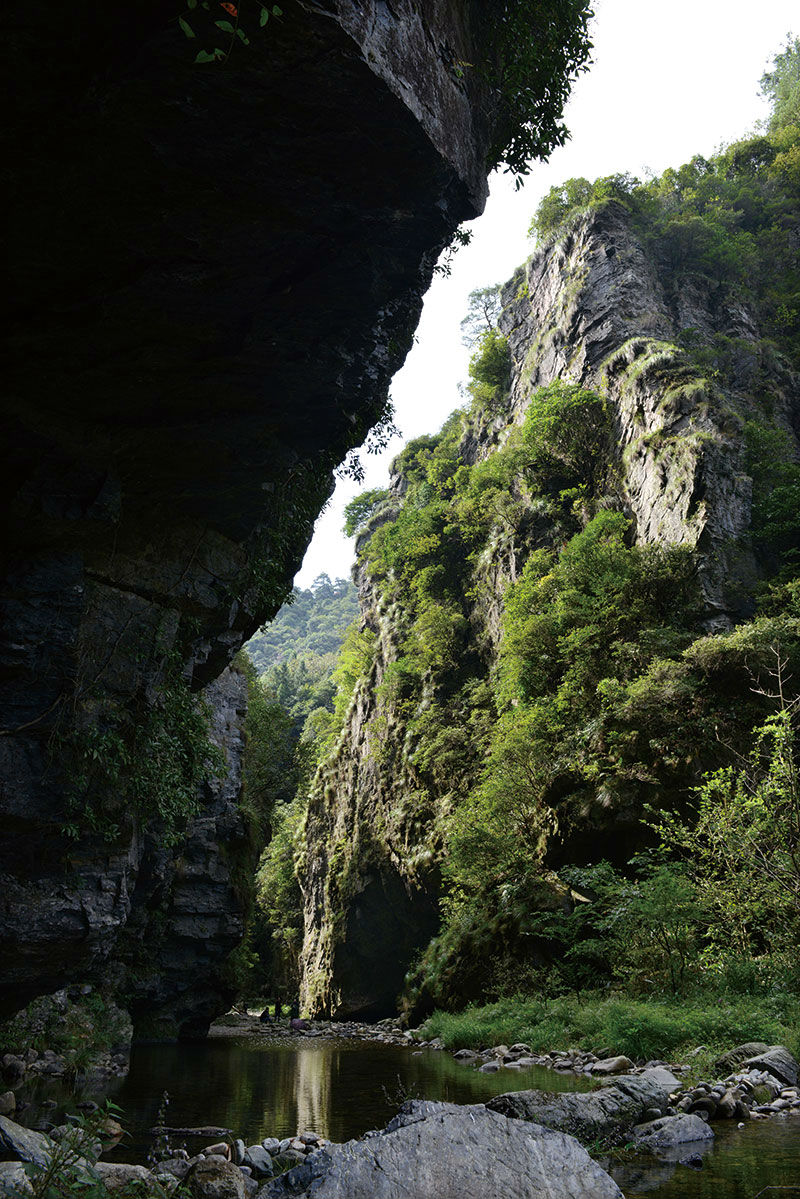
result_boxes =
[295,0,797,588]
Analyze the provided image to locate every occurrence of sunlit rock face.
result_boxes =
[0,0,496,1021]
[501,202,767,623]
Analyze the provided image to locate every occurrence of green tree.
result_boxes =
[604,861,703,995]
[466,329,511,413]
[520,379,609,495]
[654,687,800,970]
[460,284,503,347]
[761,35,800,133]
[343,488,389,537]
[484,1,594,179]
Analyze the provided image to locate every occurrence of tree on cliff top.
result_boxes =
[485,0,594,179]
[761,33,800,131]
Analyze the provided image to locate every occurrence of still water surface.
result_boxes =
[105,1032,593,1155]
[21,1031,800,1196]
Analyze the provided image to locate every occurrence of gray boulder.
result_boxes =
[0,1161,33,1196]
[260,1100,622,1199]
[243,1146,275,1178]
[632,1114,714,1149]
[93,1163,159,1192]
[0,1116,54,1168]
[186,1158,247,1199]
[743,1046,798,1087]
[590,1056,634,1075]
[713,1042,769,1074]
[487,1067,680,1145]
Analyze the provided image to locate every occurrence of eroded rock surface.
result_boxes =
[299,199,799,1017]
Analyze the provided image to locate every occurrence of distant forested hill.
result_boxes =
[246,574,359,673]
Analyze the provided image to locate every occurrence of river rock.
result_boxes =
[243,1146,274,1178]
[487,1067,680,1144]
[742,1046,799,1087]
[186,1158,246,1199]
[93,1163,158,1192]
[0,1115,54,1168]
[202,1142,232,1160]
[0,1162,33,1195]
[712,1042,770,1074]
[0,1094,15,1117]
[259,1100,622,1199]
[0,1058,25,1087]
[632,1114,714,1149]
[589,1056,634,1075]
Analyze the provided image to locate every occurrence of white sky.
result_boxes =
[295,0,797,587]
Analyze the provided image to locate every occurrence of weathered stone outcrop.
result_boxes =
[298,200,800,1016]
[262,1100,624,1199]
[1,1,500,1017]
[1,666,248,1040]
[499,202,788,622]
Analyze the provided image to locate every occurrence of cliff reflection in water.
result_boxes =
[294,1043,331,1136]
[100,1032,592,1160]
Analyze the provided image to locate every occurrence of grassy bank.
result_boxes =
[418,992,800,1064]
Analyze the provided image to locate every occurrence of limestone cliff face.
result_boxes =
[299,201,800,1018]
[1,1,499,1018]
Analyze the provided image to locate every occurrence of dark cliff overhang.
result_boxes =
[0,0,495,1016]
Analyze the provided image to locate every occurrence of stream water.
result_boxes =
[17,1030,800,1196]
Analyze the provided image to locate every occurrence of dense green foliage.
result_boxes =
[0,991,130,1076]
[761,34,800,132]
[481,1,594,179]
[56,657,225,845]
[359,56,800,1016]
[343,488,390,538]
[236,581,372,999]
[246,574,358,674]
[529,37,800,374]
[420,991,800,1062]
[241,43,800,1044]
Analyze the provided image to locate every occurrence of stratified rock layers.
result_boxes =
[1,1,496,1019]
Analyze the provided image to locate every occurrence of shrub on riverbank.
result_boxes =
[418,992,800,1063]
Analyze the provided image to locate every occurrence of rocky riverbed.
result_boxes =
[1,1027,798,1198]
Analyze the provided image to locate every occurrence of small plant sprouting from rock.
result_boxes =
[178,1,284,65]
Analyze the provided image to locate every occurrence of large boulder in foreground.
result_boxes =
[487,1067,681,1145]
[261,1100,622,1199]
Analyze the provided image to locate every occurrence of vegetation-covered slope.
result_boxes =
[246,576,358,674]
[283,41,800,1021]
